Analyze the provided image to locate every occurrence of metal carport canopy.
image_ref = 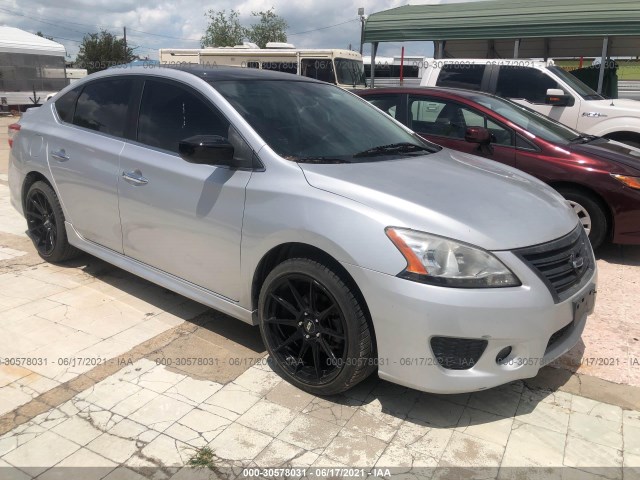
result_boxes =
[363,0,640,58]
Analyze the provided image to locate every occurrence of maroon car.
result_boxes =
[357,87,640,248]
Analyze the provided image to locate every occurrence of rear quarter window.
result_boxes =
[54,87,81,123]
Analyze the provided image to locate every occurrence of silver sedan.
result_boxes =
[8,66,596,395]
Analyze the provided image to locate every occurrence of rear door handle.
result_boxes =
[50,149,69,162]
[122,170,149,186]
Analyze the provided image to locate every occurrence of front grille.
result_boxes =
[430,337,487,370]
[513,225,594,303]
[546,321,573,352]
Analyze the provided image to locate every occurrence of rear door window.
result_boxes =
[73,78,135,138]
[436,64,486,91]
[137,79,230,154]
[495,67,561,104]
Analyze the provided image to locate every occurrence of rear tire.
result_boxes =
[25,181,80,263]
[258,258,375,396]
[556,187,608,249]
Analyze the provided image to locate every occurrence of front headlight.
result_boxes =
[385,227,521,288]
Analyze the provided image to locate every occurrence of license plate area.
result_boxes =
[573,285,597,322]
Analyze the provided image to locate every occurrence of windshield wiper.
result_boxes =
[569,135,599,144]
[295,156,350,164]
[353,143,435,158]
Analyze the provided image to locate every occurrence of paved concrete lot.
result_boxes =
[1,115,640,478]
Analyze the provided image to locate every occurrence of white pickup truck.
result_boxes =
[419,59,640,146]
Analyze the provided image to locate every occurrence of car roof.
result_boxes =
[358,86,492,99]
[168,65,322,84]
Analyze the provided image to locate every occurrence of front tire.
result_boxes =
[25,181,80,262]
[557,187,608,249]
[258,258,374,396]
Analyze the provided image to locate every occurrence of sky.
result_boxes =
[0,0,450,61]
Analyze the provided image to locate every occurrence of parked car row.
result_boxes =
[357,87,640,249]
[9,65,598,395]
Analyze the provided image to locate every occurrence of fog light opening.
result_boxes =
[496,346,513,365]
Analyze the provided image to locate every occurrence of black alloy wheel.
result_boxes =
[24,181,80,262]
[259,258,374,395]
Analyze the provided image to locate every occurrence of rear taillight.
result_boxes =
[8,123,20,148]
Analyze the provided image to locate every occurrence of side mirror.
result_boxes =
[179,135,235,166]
[465,126,491,145]
[545,88,573,107]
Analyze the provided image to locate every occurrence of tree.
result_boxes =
[75,30,135,74]
[201,9,245,48]
[35,31,54,41]
[245,8,288,48]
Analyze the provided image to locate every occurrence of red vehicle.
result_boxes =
[357,87,640,248]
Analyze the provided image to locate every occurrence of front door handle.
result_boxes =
[122,170,149,186]
[50,149,69,162]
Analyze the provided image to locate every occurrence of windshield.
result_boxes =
[547,66,604,100]
[335,59,367,87]
[467,93,583,145]
[213,80,439,162]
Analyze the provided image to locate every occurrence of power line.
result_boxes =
[287,18,359,36]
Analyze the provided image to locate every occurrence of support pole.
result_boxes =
[400,46,405,86]
[514,39,520,59]
[370,42,378,88]
[123,26,127,60]
[597,36,609,94]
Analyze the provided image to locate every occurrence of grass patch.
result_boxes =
[187,446,217,470]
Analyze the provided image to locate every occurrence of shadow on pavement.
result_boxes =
[596,243,640,266]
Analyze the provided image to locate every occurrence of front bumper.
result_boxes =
[342,249,597,394]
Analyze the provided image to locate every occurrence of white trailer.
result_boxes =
[0,27,69,109]
[159,43,367,88]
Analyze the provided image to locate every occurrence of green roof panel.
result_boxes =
[363,0,640,43]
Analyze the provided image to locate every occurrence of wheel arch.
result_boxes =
[547,181,613,239]
[251,242,377,354]
[21,171,53,212]
[602,131,640,146]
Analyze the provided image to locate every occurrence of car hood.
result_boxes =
[584,98,640,114]
[299,150,577,251]
[570,138,640,173]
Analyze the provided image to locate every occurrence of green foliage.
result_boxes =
[201,9,245,47]
[75,30,135,74]
[35,31,54,41]
[246,8,288,48]
[187,446,217,470]
[201,8,288,49]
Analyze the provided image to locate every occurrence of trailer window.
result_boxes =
[300,59,335,84]
[262,62,297,74]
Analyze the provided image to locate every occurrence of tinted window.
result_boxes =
[366,95,402,119]
[409,96,512,146]
[73,78,134,137]
[138,79,230,154]
[436,65,485,90]
[214,80,439,162]
[496,67,561,104]
[54,87,81,123]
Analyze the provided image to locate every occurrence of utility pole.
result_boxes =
[123,26,127,60]
[358,8,365,55]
